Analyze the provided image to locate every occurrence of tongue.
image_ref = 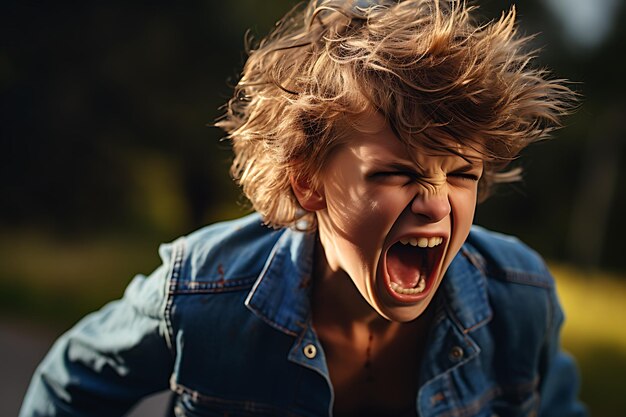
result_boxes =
[386,243,424,289]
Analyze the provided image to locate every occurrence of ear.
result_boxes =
[290,175,326,211]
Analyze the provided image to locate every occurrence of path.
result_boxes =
[1,319,170,417]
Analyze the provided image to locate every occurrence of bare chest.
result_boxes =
[320,329,426,417]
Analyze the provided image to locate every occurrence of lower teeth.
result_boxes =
[390,276,426,295]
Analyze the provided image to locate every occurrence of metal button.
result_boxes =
[303,344,317,359]
[430,392,445,405]
[450,346,464,360]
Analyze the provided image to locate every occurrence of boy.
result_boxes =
[21,1,586,416]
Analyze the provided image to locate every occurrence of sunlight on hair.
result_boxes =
[216,0,577,230]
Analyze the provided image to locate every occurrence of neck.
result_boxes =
[311,237,398,336]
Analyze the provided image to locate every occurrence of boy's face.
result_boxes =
[313,113,483,322]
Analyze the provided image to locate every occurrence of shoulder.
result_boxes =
[464,225,555,289]
[174,212,286,287]
[461,226,562,341]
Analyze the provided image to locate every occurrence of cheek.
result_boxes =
[436,190,477,278]
[325,192,385,249]
[324,186,412,265]
[326,182,405,228]
[449,189,478,243]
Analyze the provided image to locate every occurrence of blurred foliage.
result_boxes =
[1,0,298,240]
[0,231,160,326]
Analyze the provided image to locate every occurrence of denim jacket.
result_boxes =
[20,213,587,417]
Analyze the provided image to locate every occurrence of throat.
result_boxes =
[312,245,382,325]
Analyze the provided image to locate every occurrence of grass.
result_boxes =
[550,263,626,417]
[0,231,161,327]
[0,233,624,416]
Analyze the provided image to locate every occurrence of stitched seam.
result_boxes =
[436,378,540,417]
[462,244,554,289]
[443,290,492,335]
[437,385,502,417]
[163,238,185,355]
[485,267,553,288]
[447,374,462,417]
[500,377,540,400]
[173,285,254,294]
[289,324,316,373]
[244,230,302,336]
[251,312,299,337]
[172,382,307,417]
[173,277,257,293]
[461,246,487,275]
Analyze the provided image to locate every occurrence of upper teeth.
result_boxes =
[399,236,443,248]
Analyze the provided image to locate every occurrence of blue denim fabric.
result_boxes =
[20,213,587,417]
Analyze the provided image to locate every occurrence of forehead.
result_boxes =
[342,111,484,165]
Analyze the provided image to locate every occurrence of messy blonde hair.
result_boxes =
[216,0,576,230]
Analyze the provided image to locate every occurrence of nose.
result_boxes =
[410,192,451,223]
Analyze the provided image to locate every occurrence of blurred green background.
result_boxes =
[1,0,625,416]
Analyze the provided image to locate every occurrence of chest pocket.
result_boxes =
[489,384,539,417]
[465,381,538,417]
[172,391,310,417]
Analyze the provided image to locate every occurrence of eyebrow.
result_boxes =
[383,161,419,172]
[450,162,483,173]
[373,160,482,173]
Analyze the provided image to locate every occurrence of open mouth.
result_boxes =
[384,236,446,300]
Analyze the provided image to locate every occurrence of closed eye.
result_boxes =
[447,172,480,181]
[369,171,418,185]
[372,171,416,178]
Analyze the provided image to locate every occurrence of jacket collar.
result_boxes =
[440,243,493,333]
[245,227,316,336]
[245,226,492,337]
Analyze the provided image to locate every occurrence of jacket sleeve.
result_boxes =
[19,241,178,417]
[538,284,588,417]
